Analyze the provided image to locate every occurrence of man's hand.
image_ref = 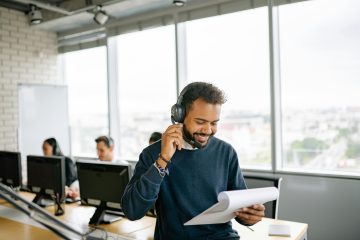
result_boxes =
[160,124,184,161]
[65,186,80,199]
[235,204,265,226]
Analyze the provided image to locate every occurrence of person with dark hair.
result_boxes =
[122,82,265,239]
[95,136,130,167]
[42,137,79,199]
[149,132,162,145]
[95,136,114,161]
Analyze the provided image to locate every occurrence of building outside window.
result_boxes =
[278,0,360,174]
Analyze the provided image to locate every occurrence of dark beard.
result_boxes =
[183,124,195,143]
[183,124,213,148]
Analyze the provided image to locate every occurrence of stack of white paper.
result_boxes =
[184,187,279,225]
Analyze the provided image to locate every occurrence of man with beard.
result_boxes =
[121,82,265,240]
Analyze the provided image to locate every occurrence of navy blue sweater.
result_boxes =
[121,137,247,240]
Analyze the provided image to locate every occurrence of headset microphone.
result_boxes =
[183,132,203,149]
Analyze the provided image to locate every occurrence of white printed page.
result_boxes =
[184,187,279,225]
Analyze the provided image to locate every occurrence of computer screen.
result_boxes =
[27,155,65,206]
[0,151,22,188]
[76,160,131,224]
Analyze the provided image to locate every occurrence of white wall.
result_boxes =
[0,6,62,151]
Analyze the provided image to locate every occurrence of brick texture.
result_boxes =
[0,6,62,151]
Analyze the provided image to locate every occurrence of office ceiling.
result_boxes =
[0,0,209,34]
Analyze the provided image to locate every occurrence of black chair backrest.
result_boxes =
[243,174,282,219]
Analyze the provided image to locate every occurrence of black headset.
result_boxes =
[171,82,199,124]
[96,136,114,148]
[170,82,203,148]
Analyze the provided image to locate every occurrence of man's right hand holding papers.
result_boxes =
[235,204,266,225]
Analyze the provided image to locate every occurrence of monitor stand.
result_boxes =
[32,193,54,207]
[89,204,124,225]
[32,193,65,216]
[103,211,123,224]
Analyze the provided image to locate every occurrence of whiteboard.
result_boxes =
[18,84,70,182]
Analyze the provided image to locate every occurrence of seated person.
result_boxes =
[95,136,128,165]
[42,138,79,200]
[95,136,115,162]
[148,131,162,145]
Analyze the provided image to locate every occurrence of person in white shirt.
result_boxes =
[95,136,115,162]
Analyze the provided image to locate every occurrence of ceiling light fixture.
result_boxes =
[93,5,109,25]
[173,0,187,7]
[28,4,43,25]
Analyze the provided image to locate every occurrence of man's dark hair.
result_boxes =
[95,136,114,148]
[181,82,227,113]
[149,132,162,144]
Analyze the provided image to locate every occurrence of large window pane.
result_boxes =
[116,26,176,159]
[62,47,109,157]
[186,8,271,169]
[279,0,360,174]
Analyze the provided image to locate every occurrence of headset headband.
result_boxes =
[177,82,199,106]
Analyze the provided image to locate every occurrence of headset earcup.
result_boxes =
[171,103,185,123]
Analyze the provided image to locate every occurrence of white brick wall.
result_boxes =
[0,6,62,151]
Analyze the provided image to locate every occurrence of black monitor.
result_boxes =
[76,160,131,225]
[27,155,65,215]
[243,174,282,219]
[0,151,22,189]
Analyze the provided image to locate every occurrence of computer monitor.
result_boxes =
[76,160,131,225]
[0,151,22,189]
[27,155,65,215]
[243,174,282,219]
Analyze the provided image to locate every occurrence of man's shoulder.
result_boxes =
[210,137,234,150]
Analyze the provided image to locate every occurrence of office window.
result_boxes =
[186,8,271,169]
[278,0,360,174]
[62,47,109,157]
[116,26,176,159]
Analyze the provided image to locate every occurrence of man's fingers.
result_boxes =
[165,124,183,133]
[252,204,265,211]
[165,132,182,138]
[236,210,263,219]
[235,204,265,225]
[235,211,263,225]
[163,133,183,149]
[246,208,265,217]
[161,123,185,156]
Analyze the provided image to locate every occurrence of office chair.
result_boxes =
[243,174,282,219]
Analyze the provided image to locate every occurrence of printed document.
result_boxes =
[184,187,279,225]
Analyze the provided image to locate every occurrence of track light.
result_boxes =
[173,0,187,7]
[93,5,109,25]
[28,4,43,25]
